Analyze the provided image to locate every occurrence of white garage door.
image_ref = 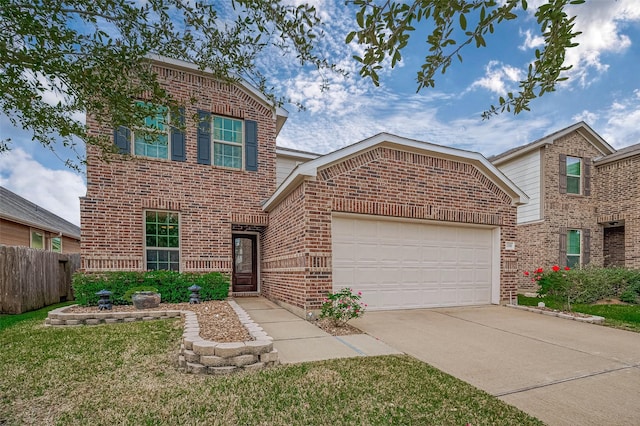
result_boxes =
[332,215,496,310]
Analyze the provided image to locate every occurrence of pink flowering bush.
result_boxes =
[320,288,367,327]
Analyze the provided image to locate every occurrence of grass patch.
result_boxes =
[0,302,74,332]
[0,306,542,425]
[518,295,640,332]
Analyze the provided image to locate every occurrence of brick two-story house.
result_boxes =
[81,55,528,315]
[491,122,640,290]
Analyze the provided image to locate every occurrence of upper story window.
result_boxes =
[133,101,170,159]
[113,103,186,162]
[559,154,590,196]
[213,116,243,169]
[566,156,581,194]
[197,111,258,171]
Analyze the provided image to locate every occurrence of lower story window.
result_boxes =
[145,210,180,271]
[567,229,581,268]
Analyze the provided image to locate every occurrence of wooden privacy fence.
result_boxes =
[0,245,80,314]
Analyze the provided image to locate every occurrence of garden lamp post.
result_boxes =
[96,289,112,310]
[188,285,201,304]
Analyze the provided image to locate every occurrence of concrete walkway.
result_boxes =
[351,305,640,426]
[234,297,401,364]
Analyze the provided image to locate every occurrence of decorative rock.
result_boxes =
[132,292,161,309]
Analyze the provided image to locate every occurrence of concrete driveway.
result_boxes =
[351,305,640,426]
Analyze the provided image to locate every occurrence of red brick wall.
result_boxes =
[515,132,604,290]
[81,63,277,273]
[596,154,640,268]
[266,146,519,311]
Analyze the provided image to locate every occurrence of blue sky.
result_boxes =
[2,0,640,226]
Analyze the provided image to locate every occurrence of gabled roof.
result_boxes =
[147,55,289,136]
[263,133,529,211]
[0,187,80,239]
[489,122,615,165]
[595,141,640,166]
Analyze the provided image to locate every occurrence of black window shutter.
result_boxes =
[559,227,567,267]
[245,119,258,171]
[197,110,211,165]
[171,107,186,162]
[559,154,567,194]
[583,158,591,196]
[583,228,591,266]
[113,126,131,154]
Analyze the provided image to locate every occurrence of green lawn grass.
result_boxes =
[0,306,542,425]
[518,295,640,332]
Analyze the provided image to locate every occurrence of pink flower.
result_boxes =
[523,271,530,276]
[358,291,362,296]
[552,265,560,272]
[535,267,544,274]
[564,266,571,271]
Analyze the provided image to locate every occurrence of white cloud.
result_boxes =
[467,61,523,95]
[572,110,599,125]
[519,29,544,51]
[563,0,640,86]
[0,149,86,226]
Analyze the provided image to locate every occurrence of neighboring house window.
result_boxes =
[51,237,62,253]
[213,116,243,168]
[30,230,44,249]
[566,229,581,268]
[197,111,258,171]
[566,156,581,194]
[145,211,180,271]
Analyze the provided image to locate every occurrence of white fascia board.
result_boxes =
[145,54,288,135]
[263,132,529,211]
[492,122,615,166]
[275,147,321,160]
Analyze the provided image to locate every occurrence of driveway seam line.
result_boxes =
[334,336,366,356]
[434,310,636,367]
[494,365,636,397]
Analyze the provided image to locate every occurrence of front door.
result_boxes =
[232,234,258,292]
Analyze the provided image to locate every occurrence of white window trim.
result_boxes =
[143,210,181,271]
[212,115,245,170]
[132,102,171,159]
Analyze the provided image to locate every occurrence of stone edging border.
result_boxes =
[45,300,278,374]
[506,304,605,324]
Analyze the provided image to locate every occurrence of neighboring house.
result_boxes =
[0,186,81,253]
[490,121,640,290]
[81,55,528,315]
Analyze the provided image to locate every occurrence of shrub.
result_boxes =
[320,288,366,326]
[73,271,229,306]
[531,266,640,309]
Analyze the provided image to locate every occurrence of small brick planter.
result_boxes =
[506,304,605,324]
[45,300,278,374]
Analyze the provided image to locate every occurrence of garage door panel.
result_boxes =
[332,216,495,310]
